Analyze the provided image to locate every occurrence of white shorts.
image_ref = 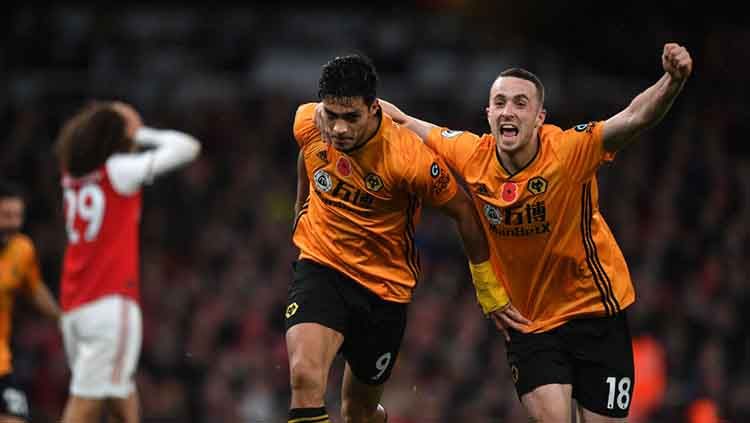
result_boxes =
[61,295,142,398]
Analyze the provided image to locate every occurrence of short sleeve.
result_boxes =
[293,103,321,148]
[424,127,482,174]
[401,136,458,207]
[19,239,42,295]
[548,121,614,182]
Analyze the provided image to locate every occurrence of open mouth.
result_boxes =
[499,124,519,138]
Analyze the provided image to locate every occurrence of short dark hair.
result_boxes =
[54,101,134,177]
[318,54,378,106]
[0,179,24,200]
[499,68,545,106]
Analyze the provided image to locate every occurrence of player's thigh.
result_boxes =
[285,260,348,379]
[286,323,344,376]
[578,407,628,423]
[342,294,407,386]
[106,393,139,423]
[506,328,573,399]
[285,260,349,335]
[568,312,634,419]
[63,296,141,398]
[521,384,573,423]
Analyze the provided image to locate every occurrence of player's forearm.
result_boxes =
[379,100,436,140]
[604,73,685,151]
[626,72,685,129]
[135,127,201,175]
[453,206,490,264]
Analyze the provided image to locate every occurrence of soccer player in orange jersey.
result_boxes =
[287,54,529,423]
[380,43,692,422]
[0,181,61,423]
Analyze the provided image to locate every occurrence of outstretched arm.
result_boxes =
[603,42,692,152]
[376,100,438,141]
[437,188,531,340]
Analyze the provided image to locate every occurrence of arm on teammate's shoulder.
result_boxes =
[603,42,692,152]
[378,99,437,141]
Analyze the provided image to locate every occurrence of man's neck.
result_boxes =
[497,136,539,175]
[347,112,382,153]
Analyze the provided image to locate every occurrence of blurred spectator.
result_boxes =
[630,334,667,423]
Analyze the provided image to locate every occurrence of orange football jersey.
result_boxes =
[0,234,43,375]
[293,103,458,303]
[425,122,635,332]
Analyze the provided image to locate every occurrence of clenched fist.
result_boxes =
[662,43,692,82]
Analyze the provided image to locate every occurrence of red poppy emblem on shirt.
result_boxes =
[336,157,352,177]
[501,182,518,202]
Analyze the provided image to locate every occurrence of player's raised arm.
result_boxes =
[106,102,201,194]
[378,99,437,141]
[603,42,692,152]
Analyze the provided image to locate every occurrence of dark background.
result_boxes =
[2,2,748,422]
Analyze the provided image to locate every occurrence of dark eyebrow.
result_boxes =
[323,107,361,119]
[493,94,530,102]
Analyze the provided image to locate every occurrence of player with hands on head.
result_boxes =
[55,100,200,423]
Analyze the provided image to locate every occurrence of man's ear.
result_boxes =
[371,99,381,115]
[536,108,547,128]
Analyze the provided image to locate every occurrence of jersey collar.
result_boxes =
[344,109,384,155]
[494,133,542,179]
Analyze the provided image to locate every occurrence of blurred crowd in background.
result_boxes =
[2,3,749,422]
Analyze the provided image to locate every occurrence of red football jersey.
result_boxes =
[60,164,141,311]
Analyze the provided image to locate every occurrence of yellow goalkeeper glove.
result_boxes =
[469,260,510,316]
